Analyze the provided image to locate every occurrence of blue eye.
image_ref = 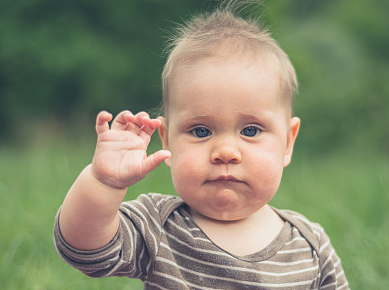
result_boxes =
[192,127,211,138]
[241,126,260,137]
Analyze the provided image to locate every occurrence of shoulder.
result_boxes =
[274,208,350,288]
[275,208,324,232]
[120,193,184,224]
[273,207,325,254]
[276,208,350,288]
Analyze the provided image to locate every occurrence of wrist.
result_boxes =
[85,164,128,194]
[59,165,126,250]
[89,162,130,191]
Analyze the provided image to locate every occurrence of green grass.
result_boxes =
[0,135,388,289]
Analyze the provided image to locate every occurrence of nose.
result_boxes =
[210,139,241,164]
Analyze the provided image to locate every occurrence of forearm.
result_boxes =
[58,110,169,250]
[59,165,127,250]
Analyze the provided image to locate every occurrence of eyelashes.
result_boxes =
[190,125,262,138]
[241,126,261,137]
[191,127,211,138]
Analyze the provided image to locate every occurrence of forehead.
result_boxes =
[167,57,290,121]
[165,50,292,116]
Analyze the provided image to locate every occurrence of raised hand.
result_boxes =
[91,110,171,189]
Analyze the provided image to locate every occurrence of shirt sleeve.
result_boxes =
[53,194,168,280]
[318,228,350,289]
[274,208,350,290]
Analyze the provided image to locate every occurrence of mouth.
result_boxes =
[211,175,243,183]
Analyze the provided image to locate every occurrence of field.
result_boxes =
[0,134,388,289]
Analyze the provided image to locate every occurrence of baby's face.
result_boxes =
[159,58,299,221]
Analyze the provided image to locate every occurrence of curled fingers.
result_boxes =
[133,112,162,136]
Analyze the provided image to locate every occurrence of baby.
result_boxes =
[54,3,349,289]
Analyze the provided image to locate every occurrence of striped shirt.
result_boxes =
[54,193,349,289]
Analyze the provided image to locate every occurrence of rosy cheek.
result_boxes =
[171,152,197,175]
[173,148,203,167]
[173,164,203,186]
[250,155,283,185]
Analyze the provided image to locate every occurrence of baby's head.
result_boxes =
[161,4,298,120]
[158,3,300,221]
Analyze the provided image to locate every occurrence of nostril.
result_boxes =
[211,147,241,164]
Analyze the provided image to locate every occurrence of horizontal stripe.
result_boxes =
[164,231,232,259]
[54,193,349,289]
[166,218,211,243]
[155,257,317,289]
[277,247,312,254]
[160,242,317,277]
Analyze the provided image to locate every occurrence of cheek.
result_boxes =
[169,148,206,190]
[248,151,285,192]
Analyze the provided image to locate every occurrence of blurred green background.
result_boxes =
[0,0,388,289]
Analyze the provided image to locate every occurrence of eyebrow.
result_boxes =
[177,111,274,124]
[176,113,213,124]
[237,112,268,120]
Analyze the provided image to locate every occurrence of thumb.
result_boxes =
[142,150,171,175]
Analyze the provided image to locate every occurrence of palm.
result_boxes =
[91,111,170,189]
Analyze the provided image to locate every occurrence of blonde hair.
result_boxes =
[161,1,297,116]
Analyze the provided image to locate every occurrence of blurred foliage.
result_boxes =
[0,0,388,155]
[0,0,215,135]
[264,0,389,156]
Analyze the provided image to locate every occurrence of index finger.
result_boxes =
[110,110,136,131]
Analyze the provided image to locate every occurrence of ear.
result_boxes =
[158,117,171,167]
[284,117,300,167]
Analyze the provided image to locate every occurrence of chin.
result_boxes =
[209,206,251,221]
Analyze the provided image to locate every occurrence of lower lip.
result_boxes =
[208,179,242,186]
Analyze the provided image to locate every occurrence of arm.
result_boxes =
[319,230,350,289]
[59,110,171,250]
